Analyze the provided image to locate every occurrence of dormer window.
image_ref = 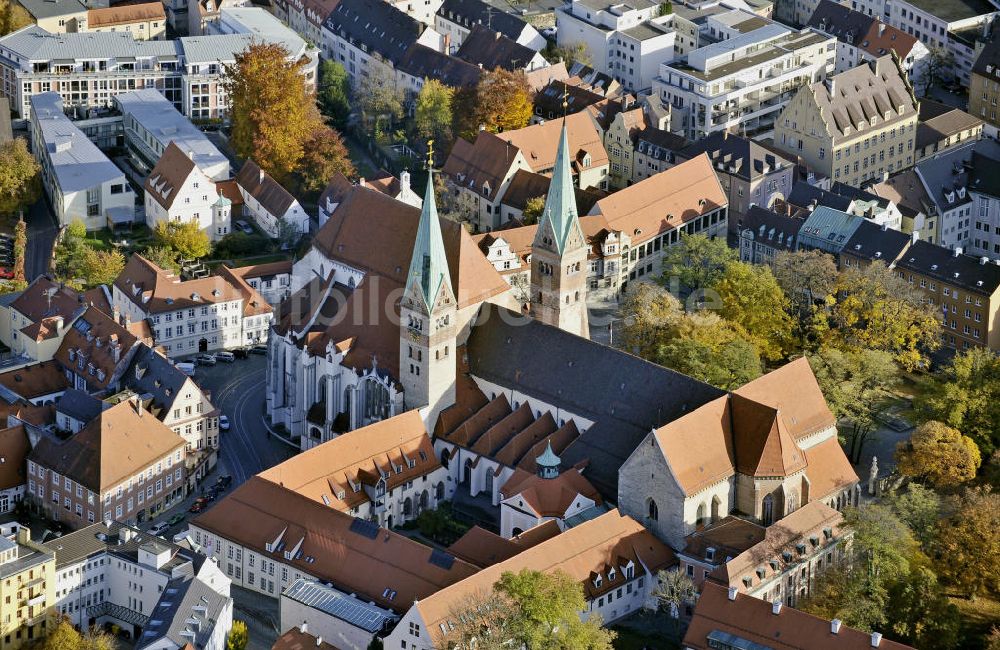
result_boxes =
[742,576,752,587]
[593,574,602,588]
[706,547,716,562]
[608,567,616,581]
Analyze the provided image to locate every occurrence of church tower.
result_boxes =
[399,156,458,427]
[530,119,590,338]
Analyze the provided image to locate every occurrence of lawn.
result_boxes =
[950,595,1000,648]
[611,626,679,650]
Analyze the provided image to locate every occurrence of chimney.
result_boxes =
[911,231,919,243]
[495,30,501,40]
[871,632,883,647]
[187,150,195,160]
[359,177,366,187]
[259,169,265,184]
[982,256,990,265]
[315,638,323,647]
[831,619,842,634]
[400,170,411,193]
[299,622,308,635]
[727,586,738,601]
[772,600,783,615]
[878,22,886,35]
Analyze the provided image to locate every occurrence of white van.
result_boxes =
[175,362,196,377]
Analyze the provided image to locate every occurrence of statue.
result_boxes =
[868,456,879,495]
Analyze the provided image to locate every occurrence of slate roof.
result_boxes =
[455,24,536,71]
[738,205,802,252]
[973,30,1000,78]
[323,0,423,66]
[122,343,192,418]
[969,149,1000,197]
[841,219,912,263]
[896,240,1000,294]
[17,0,85,20]
[45,520,201,572]
[680,131,792,181]
[396,43,481,88]
[807,0,875,47]
[55,388,107,424]
[465,303,724,498]
[138,573,230,649]
[436,0,530,43]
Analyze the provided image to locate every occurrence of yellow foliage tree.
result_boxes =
[455,69,533,139]
[896,420,981,488]
[0,0,31,36]
[79,247,125,288]
[153,220,211,261]
[710,261,794,362]
[934,487,1000,598]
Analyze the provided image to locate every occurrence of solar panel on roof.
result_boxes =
[348,517,379,539]
[429,548,455,570]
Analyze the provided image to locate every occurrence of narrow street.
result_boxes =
[23,196,59,281]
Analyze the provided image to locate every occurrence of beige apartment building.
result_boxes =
[774,55,919,188]
[86,3,166,39]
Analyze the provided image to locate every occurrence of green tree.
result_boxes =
[143,245,181,274]
[53,219,91,285]
[79,247,125,288]
[12,216,26,287]
[297,124,355,194]
[521,195,545,225]
[413,79,454,148]
[771,248,838,349]
[934,487,1000,599]
[154,220,211,261]
[318,59,351,128]
[915,346,1000,457]
[495,569,614,650]
[659,233,736,296]
[896,420,981,488]
[711,261,794,361]
[886,483,942,547]
[545,41,591,66]
[225,42,317,183]
[0,138,40,216]
[226,620,249,650]
[885,566,961,649]
[831,262,940,370]
[807,345,899,463]
[658,0,673,14]
[652,312,762,389]
[653,569,697,637]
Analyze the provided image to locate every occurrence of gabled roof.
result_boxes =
[807,0,875,46]
[29,400,186,493]
[54,306,143,391]
[10,276,84,324]
[55,389,107,424]
[144,142,198,210]
[323,0,423,66]
[680,131,792,181]
[455,24,537,71]
[441,131,524,200]
[499,467,602,517]
[738,205,802,252]
[729,394,807,478]
[397,43,482,87]
[0,425,30,491]
[916,101,983,151]
[499,111,608,177]
[235,159,296,218]
[896,240,1000,294]
[87,2,165,27]
[436,0,531,42]
[500,168,605,215]
[122,343,194,417]
[447,521,561,567]
[841,219,912,263]
[0,360,70,401]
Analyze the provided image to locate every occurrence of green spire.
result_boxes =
[406,168,452,312]
[537,120,585,255]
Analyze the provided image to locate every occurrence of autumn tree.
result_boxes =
[830,262,940,370]
[915,346,1000,457]
[42,620,117,650]
[438,589,519,650]
[455,69,533,140]
[0,138,40,215]
[884,566,961,649]
[79,247,125,288]
[318,59,351,128]
[413,79,454,148]
[808,346,899,464]
[0,0,30,37]
[143,245,181,274]
[896,421,981,488]
[710,261,794,361]
[297,122,355,193]
[225,42,316,183]
[354,58,404,137]
[12,216,26,286]
[521,195,545,225]
[659,233,736,296]
[654,569,698,637]
[226,620,249,650]
[771,248,838,348]
[934,487,1000,598]
[153,220,211,261]
[886,483,942,547]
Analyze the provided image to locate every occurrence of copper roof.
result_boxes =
[684,581,913,649]
[193,476,480,610]
[87,2,165,26]
[29,400,186,493]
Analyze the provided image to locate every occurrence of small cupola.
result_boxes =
[536,440,561,479]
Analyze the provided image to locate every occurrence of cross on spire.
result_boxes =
[426,139,434,170]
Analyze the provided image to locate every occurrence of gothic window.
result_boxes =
[647,498,658,521]
[696,502,706,527]
[787,489,799,515]
[361,377,391,422]
[762,494,774,526]
[711,495,722,522]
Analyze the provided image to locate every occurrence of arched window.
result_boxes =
[762,494,774,526]
[696,502,706,527]
[435,482,445,500]
[711,495,722,523]
[648,499,659,521]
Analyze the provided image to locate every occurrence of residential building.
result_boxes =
[268,0,334,44]
[111,254,273,356]
[54,389,106,433]
[29,93,134,230]
[870,168,936,240]
[737,205,803,263]
[144,143,232,240]
[806,0,929,85]
[655,25,836,140]
[27,399,188,529]
[0,276,84,363]
[774,56,919,189]
[916,99,984,161]
[838,218,914,269]
[395,43,482,105]
[15,0,87,32]
[797,205,866,254]
[86,3,166,39]
[555,0,661,78]
[0,524,55,650]
[114,89,230,181]
[454,24,549,72]
[679,130,794,233]
[0,361,68,404]
[46,521,233,649]
[256,409,451,524]
[235,160,310,238]
[896,240,1000,350]
[969,33,1000,136]
[618,357,860,549]
[279,584,396,650]
[0,23,316,121]
[787,180,905,230]
[229,261,293,307]
[968,145,1000,258]
[682,581,913,650]
[0,426,30,514]
[384,510,675,649]
[188,0,248,36]
[435,0,545,51]
[632,125,689,182]
[52,305,148,394]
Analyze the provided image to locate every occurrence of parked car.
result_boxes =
[196,354,217,366]
[148,522,170,536]
[235,220,254,235]
[175,362,196,377]
[216,474,233,488]
[167,513,185,526]
[0,268,13,280]
[219,415,230,431]
[233,348,249,359]
[249,345,267,355]
[215,351,235,363]
[188,502,204,514]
